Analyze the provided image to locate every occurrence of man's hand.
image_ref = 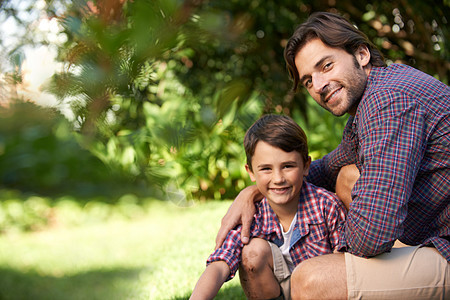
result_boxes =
[215,185,262,249]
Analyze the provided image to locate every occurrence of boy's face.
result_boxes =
[246,141,311,208]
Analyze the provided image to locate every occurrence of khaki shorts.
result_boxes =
[268,241,292,300]
[345,246,450,299]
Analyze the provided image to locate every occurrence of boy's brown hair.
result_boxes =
[244,114,308,171]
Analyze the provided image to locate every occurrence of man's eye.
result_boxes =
[304,79,312,88]
[324,62,332,70]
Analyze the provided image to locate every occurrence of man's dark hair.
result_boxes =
[244,114,308,171]
[284,12,386,91]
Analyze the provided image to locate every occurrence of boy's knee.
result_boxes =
[240,238,271,273]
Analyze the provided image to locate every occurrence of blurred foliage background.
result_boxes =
[0,0,448,208]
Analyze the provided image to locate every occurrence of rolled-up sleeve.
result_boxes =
[207,227,244,281]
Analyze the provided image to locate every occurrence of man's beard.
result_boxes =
[319,57,366,117]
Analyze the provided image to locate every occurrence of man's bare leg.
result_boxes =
[290,253,347,300]
[239,238,281,299]
[335,164,360,210]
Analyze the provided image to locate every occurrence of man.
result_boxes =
[216,12,449,299]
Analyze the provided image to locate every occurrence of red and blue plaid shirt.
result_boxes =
[207,181,346,280]
[307,64,450,261]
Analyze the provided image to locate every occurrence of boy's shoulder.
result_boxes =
[299,181,346,218]
[302,181,340,202]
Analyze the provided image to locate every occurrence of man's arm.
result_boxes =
[339,98,426,257]
[190,261,230,300]
[215,185,262,249]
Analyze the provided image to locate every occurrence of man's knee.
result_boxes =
[336,164,360,210]
[291,254,347,300]
[290,259,316,299]
[240,238,272,274]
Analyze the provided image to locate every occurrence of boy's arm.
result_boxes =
[190,261,230,300]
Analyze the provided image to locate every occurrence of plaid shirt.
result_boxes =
[207,181,346,281]
[307,64,450,261]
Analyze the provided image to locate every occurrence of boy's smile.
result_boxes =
[246,141,310,212]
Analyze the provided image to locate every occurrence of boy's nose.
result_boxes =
[272,170,285,183]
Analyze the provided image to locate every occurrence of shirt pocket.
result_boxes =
[302,223,332,257]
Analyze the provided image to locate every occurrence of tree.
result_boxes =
[1,0,448,199]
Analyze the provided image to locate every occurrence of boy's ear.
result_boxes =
[303,156,312,177]
[245,164,256,182]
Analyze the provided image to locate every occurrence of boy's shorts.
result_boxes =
[345,245,450,299]
[268,241,292,300]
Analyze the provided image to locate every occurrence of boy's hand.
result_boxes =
[215,185,261,249]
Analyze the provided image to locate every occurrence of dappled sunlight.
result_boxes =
[17,46,61,107]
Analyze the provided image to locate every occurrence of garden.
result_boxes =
[0,0,447,298]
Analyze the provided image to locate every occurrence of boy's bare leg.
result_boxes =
[239,238,281,299]
[291,253,347,300]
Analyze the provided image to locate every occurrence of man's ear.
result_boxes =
[245,164,256,182]
[355,45,371,68]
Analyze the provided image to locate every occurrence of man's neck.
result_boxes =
[348,63,373,117]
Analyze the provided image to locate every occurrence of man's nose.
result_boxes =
[312,73,328,94]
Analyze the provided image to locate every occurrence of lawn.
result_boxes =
[0,199,246,299]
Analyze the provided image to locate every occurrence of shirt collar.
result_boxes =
[354,65,384,126]
[258,182,325,238]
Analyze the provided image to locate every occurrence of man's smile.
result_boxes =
[323,86,342,104]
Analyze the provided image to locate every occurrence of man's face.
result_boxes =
[294,38,369,116]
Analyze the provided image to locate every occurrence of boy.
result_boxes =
[190,114,346,299]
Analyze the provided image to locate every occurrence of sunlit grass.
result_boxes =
[0,199,245,299]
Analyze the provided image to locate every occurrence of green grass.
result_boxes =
[0,199,246,299]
